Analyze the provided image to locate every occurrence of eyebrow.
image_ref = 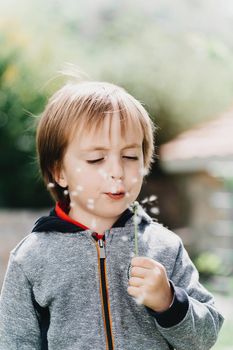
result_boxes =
[80,143,142,152]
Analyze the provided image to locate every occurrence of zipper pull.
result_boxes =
[98,238,106,259]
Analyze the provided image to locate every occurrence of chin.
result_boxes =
[101,206,127,218]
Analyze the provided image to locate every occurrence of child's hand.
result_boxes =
[127,256,173,312]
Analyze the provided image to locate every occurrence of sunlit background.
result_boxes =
[0,0,233,348]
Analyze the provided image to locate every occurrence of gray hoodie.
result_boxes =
[0,205,224,349]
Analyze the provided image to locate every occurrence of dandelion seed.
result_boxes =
[135,216,142,225]
[71,191,78,196]
[47,182,55,188]
[149,195,157,202]
[90,218,97,229]
[76,185,83,192]
[111,186,117,193]
[132,177,138,183]
[87,203,94,210]
[150,207,159,215]
[139,167,149,176]
[76,167,82,173]
[120,264,124,270]
[87,198,94,204]
[141,197,148,204]
[125,192,130,198]
[135,292,145,305]
[137,205,145,217]
[98,168,108,179]
[130,252,135,258]
[121,235,128,242]
[70,202,75,208]
[64,189,69,196]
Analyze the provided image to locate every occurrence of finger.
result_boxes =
[130,266,150,279]
[131,256,156,269]
[127,285,140,298]
[128,276,144,287]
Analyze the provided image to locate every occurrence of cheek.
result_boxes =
[73,167,102,189]
[126,167,143,188]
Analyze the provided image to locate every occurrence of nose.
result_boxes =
[109,157,124,180]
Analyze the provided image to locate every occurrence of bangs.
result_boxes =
[70,89,144,141]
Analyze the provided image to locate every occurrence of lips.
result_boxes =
[105,192,125,200]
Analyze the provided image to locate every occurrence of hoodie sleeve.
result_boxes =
[0,253,41,349]
[147,238,224,350]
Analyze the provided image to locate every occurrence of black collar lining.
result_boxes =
[32,207,134,234]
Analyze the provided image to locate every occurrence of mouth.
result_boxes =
[105,192,125,200]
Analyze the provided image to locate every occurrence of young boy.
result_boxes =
[0,80,223,350]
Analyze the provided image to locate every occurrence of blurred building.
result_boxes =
[160,109,233,274]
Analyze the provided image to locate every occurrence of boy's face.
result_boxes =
[56,114,144,230]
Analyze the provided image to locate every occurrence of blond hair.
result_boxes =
[36,81,156,205]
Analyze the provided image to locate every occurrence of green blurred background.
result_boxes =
[1,0,233,207]
[0,1,233,348]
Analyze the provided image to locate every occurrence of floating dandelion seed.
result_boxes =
[134,292,145,305]
[130,252,135,258]
[132,177,138,183]
[70,191,78,196]
[139,167,149,176]
[135,216,142,225]
[87,198,94,206]
[125,192,130,198]
[98,168,108,179]
[47,182,55,188]
[141,197,148,204]
[87,199,94,210]
[90,218,97,229]
[150,207,159,215]
[70,202,75,208]
[121,235,128,242]
[64,189,69,196]
[76,167,82,172]
[76,185,83,192]
[140,194,158,213]
[111,186,117,193]
[149,195,157,202]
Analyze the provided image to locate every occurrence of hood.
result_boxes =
[32,206,134,234]
[32,202,152,236]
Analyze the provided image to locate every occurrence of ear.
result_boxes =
[53,165,68,188]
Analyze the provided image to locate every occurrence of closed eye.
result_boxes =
[87,158,104,164]
[87,156,139,164]
[123,156,138,160]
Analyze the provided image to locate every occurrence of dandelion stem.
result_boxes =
[133,202,139,256]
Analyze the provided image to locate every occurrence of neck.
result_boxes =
[68,208,121,234]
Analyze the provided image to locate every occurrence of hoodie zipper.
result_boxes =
[97,238,114,350]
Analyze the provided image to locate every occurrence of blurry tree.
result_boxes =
[1,0,233,207]
[0,31,52,207]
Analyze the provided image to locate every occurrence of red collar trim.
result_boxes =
[55,202,104,238]
[55,202,89,230]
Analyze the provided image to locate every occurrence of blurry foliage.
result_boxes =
[194,252,222,279]
[0,31,52,207]
[1,0,233,207]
